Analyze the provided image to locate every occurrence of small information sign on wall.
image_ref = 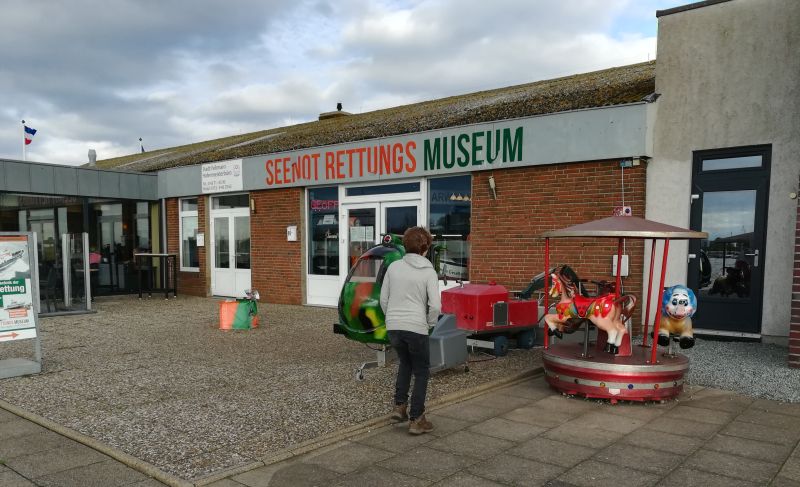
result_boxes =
[0,233,42,379]
[201,160,244,194]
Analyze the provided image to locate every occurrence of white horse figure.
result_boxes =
[543,265,636,355]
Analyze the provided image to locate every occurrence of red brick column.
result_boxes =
[470,160,647,334]
[250,188,303,305]
[166,197,208,296]
[790,200,800,368]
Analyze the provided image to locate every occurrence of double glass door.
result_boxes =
[211,209,251,297]
[340,202,419,273]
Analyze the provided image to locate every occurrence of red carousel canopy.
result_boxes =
[541,216,708,240]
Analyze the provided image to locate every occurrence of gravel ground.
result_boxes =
[682,336,800,403]
[0,296,539,481]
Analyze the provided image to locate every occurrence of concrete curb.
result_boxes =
[194,366,544,485]
[1,366,543,487]
[0,398,191,487]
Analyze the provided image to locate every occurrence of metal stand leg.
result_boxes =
[581,322,592,358]
[663,334,677,358]
[355,346,388,381]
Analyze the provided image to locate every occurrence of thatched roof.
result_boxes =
[98,61,655,173]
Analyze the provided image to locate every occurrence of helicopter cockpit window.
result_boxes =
[349,257,383,282]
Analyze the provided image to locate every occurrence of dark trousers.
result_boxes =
[388,330,430,419]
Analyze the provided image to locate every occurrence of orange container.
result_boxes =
[219,299,260,330]
[219,300,238,330]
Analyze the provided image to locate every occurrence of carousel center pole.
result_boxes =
[615,238,623,298]
[650,239,670,364]
[544,237,550,350]
[642,238,657,347]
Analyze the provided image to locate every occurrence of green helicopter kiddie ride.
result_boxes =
[334,234,468,380]
[334,234,406,345]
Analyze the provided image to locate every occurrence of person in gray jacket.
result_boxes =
[380,226,441,435]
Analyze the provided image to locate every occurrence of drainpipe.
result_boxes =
[160,198,167,253]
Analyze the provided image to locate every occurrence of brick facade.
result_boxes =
[166,161,646,315]
[250,188,304,305]
[166,191,303,305]
[470,160,647,333]
[166,197,208,296]
[790,200,800,368]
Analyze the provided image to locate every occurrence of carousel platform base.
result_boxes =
[542,343,689,403]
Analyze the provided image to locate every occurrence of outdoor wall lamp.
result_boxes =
[488,175,497,200]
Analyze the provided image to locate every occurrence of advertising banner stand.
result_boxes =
[0,232,42,379]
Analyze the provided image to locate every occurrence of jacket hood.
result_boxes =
[403,253,433,269]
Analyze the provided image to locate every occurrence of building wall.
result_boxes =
[649,0,800,337]
[166,197,208,296]
[250,188,304,305]
[166,190,304,305]
[470,160,647,332]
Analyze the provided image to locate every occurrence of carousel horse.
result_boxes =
[544,265,636,355]
[659,285,697,349]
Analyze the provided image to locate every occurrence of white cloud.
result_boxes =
[0,0,680,166]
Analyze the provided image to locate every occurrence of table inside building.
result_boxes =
[133,253,178,299]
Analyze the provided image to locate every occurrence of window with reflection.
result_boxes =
[698,190,756,298]
[180,198,199,269]
[428,175,471,280]
[135,202,151,252]
[308,187,339,276]
[702,155,762,171]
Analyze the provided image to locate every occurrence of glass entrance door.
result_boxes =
[210,196,251,297]
[345,206,377,271]
[687,148,770,334]
[340,202,420,276]
[98,212,124,291]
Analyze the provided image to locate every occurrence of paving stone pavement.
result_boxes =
[3,375,800,486]
[0,407,166,487]
[214,376,800,487]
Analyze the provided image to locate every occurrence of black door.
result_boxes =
[687,145,770,334]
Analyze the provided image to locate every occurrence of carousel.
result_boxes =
[540,215,707,402]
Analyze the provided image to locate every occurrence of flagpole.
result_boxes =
[21,120,26,161]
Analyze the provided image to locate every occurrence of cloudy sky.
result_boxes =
[0,0,684,166]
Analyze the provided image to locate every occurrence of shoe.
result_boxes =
[548,328,563,339]
[391,403,408,422]
[603,342,612,353]
[679,336,695,349]
[408,415,434,435]
[657,334,670,347]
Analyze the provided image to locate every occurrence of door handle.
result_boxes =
[744,249,759,267]
[687,253,696,263]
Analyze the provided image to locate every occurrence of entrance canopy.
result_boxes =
[541,216,707,240]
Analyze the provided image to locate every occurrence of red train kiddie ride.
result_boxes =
[441,281,539,357]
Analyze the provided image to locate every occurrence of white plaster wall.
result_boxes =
[647,0,800,337]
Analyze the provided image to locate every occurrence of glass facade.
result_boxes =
[429,176,471,280]
[308,187,339,276]
[0,193,155,305]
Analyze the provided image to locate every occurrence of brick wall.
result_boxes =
[250,188,304,305]
[166,197,208,296]
[470,160,647,333]
[790,201,800,368]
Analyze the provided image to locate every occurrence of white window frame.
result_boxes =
[179,197,200,272]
